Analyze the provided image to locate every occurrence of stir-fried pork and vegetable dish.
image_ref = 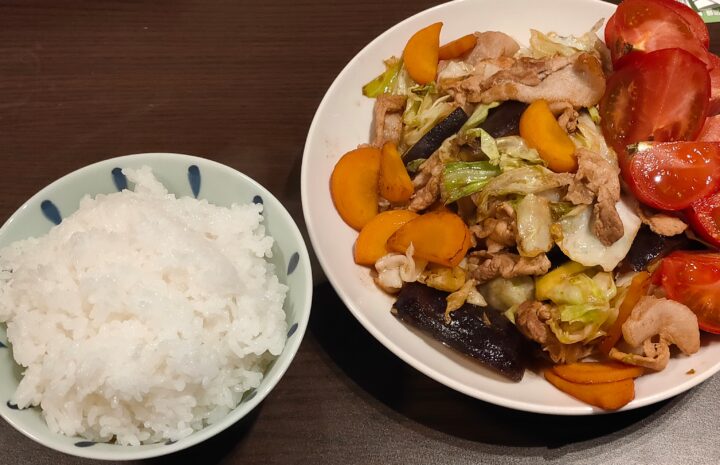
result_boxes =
[329,0,720,410]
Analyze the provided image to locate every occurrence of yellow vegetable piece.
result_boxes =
[438,33,477,60]
[379,142,414,203]
[387,210,470,267]
[354,210,419,266]
[535,260,588,301]
[519,99,578,172]
[330,147,381,230]
[422,263,467,292]
[403,22,443,85]
[599,271,651,354]
[544,369,635,410]
[552,362,644,384]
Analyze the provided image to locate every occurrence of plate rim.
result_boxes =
[300,0,720,415]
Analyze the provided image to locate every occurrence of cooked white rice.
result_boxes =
[0,166,288,445]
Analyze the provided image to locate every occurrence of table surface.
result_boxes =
[1,0,719,464]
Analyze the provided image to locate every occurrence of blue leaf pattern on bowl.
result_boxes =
[252,195,263,205]
[287,252,299,275]
[287,322,298,338]
[40,200,62,225]
[111,167,128,191]
[188,165,201,198]
[74,441,96,448]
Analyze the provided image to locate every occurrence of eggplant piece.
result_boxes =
[404,107,469,162]
[392,282,527,381]
[617,226,699,274]
[480,100,528,138]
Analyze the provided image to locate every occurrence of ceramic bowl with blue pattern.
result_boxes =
[0,153,312,460]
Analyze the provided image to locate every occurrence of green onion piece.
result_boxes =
[362,59,403,98]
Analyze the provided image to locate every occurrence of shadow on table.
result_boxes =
[309,281,681,449]
[143,406,262,465]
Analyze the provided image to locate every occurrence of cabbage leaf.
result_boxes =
[554,198,641,272]
[526,19,606,61]
[474,165,571,215]
[535,261,618,344]
[402,84,455,147]
[516,194,553,257]
[442,161,501,204]
[362,57,414,98]
[461,102,500,134]
[480,276,535,312]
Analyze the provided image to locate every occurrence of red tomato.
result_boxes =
[707,53,720,116]
[626,141,720,211]
[698,115,720,141]
[653,0,709,49]
[605,0,709,66]
[599,48,710,158]
[687,191,720,249]
[653,251,720,334]
[610,50,646,70]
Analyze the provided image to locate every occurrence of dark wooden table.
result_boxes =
[1,1,719,464]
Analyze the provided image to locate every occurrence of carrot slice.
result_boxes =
[427,200,453,213]
[519,99,578,172]
[403,22,443,85]
[354,210,419,266]
[330,147,381,230]
[552,362,644,384]
[544,369,635,410]
[598,271,651,354]
[386,210,470,267]
[379,142,414,203]
[438,33,477,60]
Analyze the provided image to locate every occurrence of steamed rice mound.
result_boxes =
[0,167,288,445]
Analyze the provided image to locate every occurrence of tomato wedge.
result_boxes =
[599,48,710,160]
[605,0,709,66]
[698,115,720,142]
[707,52,720,116]
[625,141,720,211]
[653,0,710,49]
[687,191,720,249]
[610,50,645,71]
[653,251,720,334]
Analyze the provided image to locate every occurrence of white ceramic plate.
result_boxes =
[301,0,720,414]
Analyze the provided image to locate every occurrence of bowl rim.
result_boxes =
[300,0,720,415]
[0,152,313,460]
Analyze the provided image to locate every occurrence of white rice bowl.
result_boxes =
[0,166,288,446]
